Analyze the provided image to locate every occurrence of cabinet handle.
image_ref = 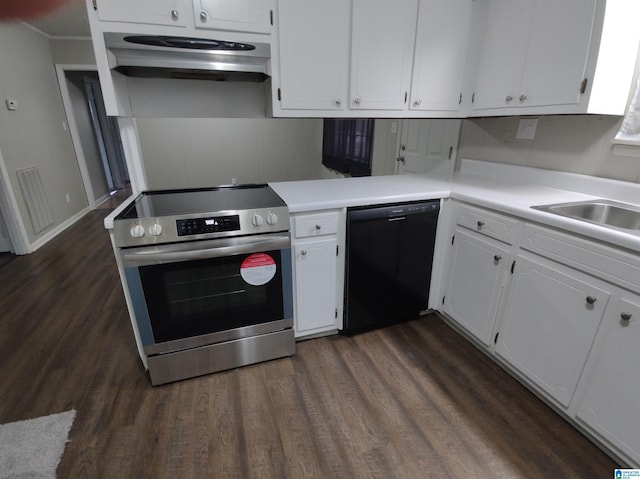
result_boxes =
[315,224,321,231]
[171,9,179,20]
[354,97,361,105]
[396,156,405,164]
[300,250,307,256]
[200,10,208,22]
[494,255,502,262]
[477,221,485,229]
[505,95,513,103]
[413,99,422,107]
[519,94,527,103]
[621,312,632,322]
[586,296,597,305]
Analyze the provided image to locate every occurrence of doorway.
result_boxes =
[396,119,461,176]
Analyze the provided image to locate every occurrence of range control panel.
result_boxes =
[176,215,240,236]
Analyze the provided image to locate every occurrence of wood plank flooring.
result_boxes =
[0,206,619,478]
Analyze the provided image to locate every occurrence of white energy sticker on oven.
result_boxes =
[240,253,277,286]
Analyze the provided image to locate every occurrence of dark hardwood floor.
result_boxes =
[0,205,618,478]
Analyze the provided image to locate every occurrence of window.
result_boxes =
[322,119,375,177]
[615,76,640,145]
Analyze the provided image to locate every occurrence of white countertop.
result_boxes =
[269,174,451,213]
[106,159,640,253]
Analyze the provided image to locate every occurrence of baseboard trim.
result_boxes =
[25,206,92,254]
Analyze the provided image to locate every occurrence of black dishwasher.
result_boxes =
[343,200,440,334]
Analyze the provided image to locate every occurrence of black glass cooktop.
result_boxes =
[117,184,286,220]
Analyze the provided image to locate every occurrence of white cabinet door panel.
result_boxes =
[410,0,472,111]
[576,295,640,463]
[277,0,349,110]
[96,0,188,26]
[518,0,596,108]
[194,0,272,33]
[444,228,511,346]
[294,238,338,335]
[350,0,418,110]
[496,253,609,408]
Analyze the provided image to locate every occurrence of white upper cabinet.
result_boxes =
[350,0,418,110]
[409,0,473,112]
[95,0,189,26]
[193,0,272,34]
[276,0,349,111]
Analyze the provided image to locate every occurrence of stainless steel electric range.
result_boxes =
[112,184,294,385]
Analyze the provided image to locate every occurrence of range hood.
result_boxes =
[104,33,270,82]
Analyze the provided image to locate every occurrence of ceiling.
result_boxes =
[25,0,91,38]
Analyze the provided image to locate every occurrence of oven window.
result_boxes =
[139,250,285,343]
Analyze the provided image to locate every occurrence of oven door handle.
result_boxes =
[120,233,291,267]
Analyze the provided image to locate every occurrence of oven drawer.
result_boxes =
[294,211,339,238]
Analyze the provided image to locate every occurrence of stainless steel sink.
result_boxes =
[532,199,640,234]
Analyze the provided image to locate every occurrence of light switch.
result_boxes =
[5,99,17,111]
[516,118,537,139]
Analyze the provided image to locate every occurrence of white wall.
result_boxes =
[0,24,88,244]
[459,115,640,183]
[50,38,96,65]
[136,118,324,188]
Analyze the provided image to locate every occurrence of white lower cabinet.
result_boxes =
[574,294,640,465]
[291,210,344,338]
[443,228,511,346]
[495,252,610,408]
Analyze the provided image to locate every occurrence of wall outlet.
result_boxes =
[390,121,398,134]
[65,193,70,203]
[517,118,538,139]
[5,99,17,111]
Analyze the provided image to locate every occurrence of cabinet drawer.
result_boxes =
[456,203,519,244]
[294,211,339,238]
[521,224,640,292]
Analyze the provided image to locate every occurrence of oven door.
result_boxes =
[120,233,293,356]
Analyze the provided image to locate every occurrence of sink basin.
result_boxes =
[532,199,640,234]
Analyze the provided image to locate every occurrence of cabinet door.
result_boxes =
[277,0,349,110]
[350,0,418,110]
[409,0,473,112]
[96,0,188,26]
[495,253,610,408]
[194,0,272,34]
[471,0,531,111]
[443,228,511,346]
[397,119,460,175]
[294,238,338,336]
[576,295,640,463]
[518,0,596,108]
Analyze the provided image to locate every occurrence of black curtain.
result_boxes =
[322,119,375,177]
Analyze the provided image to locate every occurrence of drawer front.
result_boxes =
[294,211,339,238]
[456,203,519,244]
[521,223,640,292]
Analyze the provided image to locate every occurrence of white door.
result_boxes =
[0,209,12,253]
[575,295,640,462]
[350,0,418,110]
[277,0,349,110]
[396,119,460,175]
[443,228,511,346]
[495,252,610,408]
[96,0,188,26]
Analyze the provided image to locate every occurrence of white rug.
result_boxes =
[0,410,75,479]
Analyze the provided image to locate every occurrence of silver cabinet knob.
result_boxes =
[477,221,485,229]
[335,99,342,107]
[413,99,422,106]
[200,10,208,22]
[494,255,502,262]
[586,296,597,305]
[300,250,307,256]
[354,97,361,105]
[171,9,179,20]
[519,94,527,103]
[396,156,405,164]
[315,224,321,230]
[505,95,513,103]
[621,312,632,321]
